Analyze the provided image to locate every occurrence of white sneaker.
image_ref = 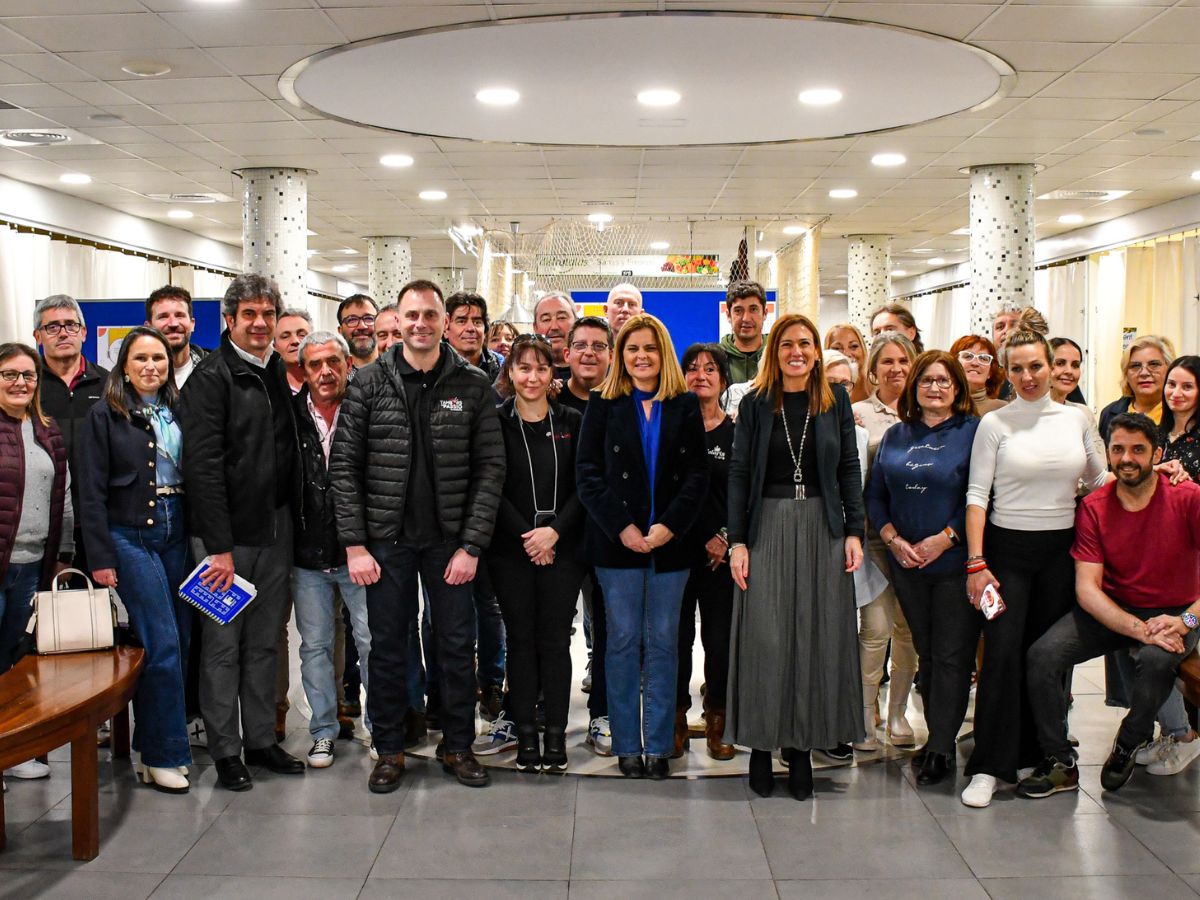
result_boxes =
[586,716,613,756]
[961,774,997,808]
[1147,734,1200,776]
[1135,734,1171,766]
[471,713,517,755]
[5,760,50,780]
[306,738,335,768]
[369,743,379,761]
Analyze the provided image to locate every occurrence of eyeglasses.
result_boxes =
[1127,360,1166,373]
[918,376,953,390]
[0,369,38,384]
[39,321,82,337]
[570,341,610,354]
[340,315,376,328]
[958,350,993,365]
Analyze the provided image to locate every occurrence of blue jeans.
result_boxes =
[292,565,372,741]
[110,496,192,768]
[473,562,506,689]
[596,565,690,759]
[0,560,40,673]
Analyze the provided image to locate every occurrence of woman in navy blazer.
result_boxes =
[576,313,709,779]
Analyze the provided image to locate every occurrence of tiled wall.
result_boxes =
[239,167,310,310]
[968,163,1035,335]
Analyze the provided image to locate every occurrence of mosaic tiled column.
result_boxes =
[366,236,411,305]
[429,267,465,297]
[236,167,311,310]
[847,235,891,336]
[968,164,1035,335]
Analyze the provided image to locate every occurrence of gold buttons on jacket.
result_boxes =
[148,500,156,508]
[148,461,155,468]
[148,441,154,448]
[146,518,154,525]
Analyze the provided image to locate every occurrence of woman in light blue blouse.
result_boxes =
[864,350,981,786]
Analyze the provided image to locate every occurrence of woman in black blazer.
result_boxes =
[726,313,866,800]
[576,313,709,779]
[81,326,192,795]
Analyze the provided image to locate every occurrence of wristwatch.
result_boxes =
[1182,612,1199,631]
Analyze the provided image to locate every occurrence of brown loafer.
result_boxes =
[705,706,736,761]
[672,707,689,759]
[275,703,288,744]
[368,753,405,793]
[442,749,490,787]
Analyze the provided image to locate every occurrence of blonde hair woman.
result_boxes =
[824,323,870,402]
[1099,335,1176,440]
[726,314,865,800]
[576,313,709,779]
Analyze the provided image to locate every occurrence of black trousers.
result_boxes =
[965,524,1076,782]
[584,569,609,720]
[1029,605,1199,759]
[676,562,735,709]
[488,549,585,729]
[366,539,477,755]
[890,565,982,756]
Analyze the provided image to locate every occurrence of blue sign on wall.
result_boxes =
[76,298,223,366]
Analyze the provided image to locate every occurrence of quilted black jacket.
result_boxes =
[329,344,505,553]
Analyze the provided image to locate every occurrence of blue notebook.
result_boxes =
[179,557,258,625]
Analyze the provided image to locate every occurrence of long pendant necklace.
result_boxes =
[781,404,811,500]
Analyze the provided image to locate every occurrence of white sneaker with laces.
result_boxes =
[1135,734,1171,766]
[1147,735,1200,776]
[5,760,51,780]
[471,713,517,755]
[307,738,335,768]
[586,716,613,756]
[961,773,997,808]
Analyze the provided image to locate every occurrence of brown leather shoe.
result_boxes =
[368,753,405,793]
[442,749,490,787]
[671,707,689,759]
[274,703,288,743]
[705,705,736,761]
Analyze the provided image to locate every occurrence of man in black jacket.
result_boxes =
[330,279,506,792]
[291,330,372,770]
[178,274,305,791]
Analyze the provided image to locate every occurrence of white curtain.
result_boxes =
[1183,236,1199,354]
[1089,250,1127,412]
[0,229,52,343]
[1036,260,1086,344]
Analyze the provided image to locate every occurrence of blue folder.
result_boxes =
[179,557,257,625]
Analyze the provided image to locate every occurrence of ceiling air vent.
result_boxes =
[1,130,70,146]
[145,192,234,204]
[1038,189,1130,201]
[581,199,614,207]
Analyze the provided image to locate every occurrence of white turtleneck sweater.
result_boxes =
[967,392,1108,530]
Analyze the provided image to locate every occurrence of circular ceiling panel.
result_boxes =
[281,12,1013,148]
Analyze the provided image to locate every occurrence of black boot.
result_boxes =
[786,748,813,801]
[516,725,541,773]
[748,748,774,797]
[542,725,568,773]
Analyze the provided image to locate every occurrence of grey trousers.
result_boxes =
[194,507,293,760]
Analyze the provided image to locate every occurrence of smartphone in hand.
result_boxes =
[980,583,1006,620]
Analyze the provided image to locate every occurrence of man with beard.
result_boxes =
[337,294,378,368]
[718,281,767,384]
[1019,413,1200,798]
[274,309,312,394]
[145,286,207,388]
[533,291,576,381]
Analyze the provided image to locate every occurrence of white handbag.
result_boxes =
[31,568,117,654]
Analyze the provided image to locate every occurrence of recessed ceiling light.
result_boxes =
[637,88,681,107]
[754,249,773,258]
[890,269,907,277]
[1058,214,1084,225]
[1191,170,1200,181]
[341,248,356,254]
[59,173,91,185]
[650,241,669,250]
[121,60,171,77]
[1,130,69,146]
[782,225,805,235]
[587,212,613,224]
[379,153,413,168]
[419,189,447,201]
[910,248,935,254]
[166,209,193,219]
[871,153,907,167]
[332,265,354,273]
[833,288,847,295]
[798,87,842,106]
[927,257,946,266]
[476,87,520,106]
[829,188,857,199]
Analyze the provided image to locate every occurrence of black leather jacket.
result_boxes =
[292,387,344,570]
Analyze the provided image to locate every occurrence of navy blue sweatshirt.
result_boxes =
[863,413,980,575]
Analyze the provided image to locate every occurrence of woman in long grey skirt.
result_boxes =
[726,313,866,800]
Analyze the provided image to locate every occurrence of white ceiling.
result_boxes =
[0,0,1198,290]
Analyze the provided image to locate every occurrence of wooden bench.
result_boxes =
[0,647,143,861]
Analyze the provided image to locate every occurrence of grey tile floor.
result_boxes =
[3,656,1199,899]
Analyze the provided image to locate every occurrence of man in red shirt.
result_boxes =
[1019,413,1200,798]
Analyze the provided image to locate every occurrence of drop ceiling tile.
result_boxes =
[0,0,144,12]
[323,6,489,41]
[0,28,45,54]
[153,100,293,125]
[188,121,316,142]
[1040,72,1193,101]
[0,109,58,129]
[0,83,89,107]
[204,45,334,76]
[1,14,192,52]
[971,5,1158,42]
[137,124,208,142]
[158,11,345,47]
[241,75,285,100]
[979,118,1105,140]
[113,77,264,105]
[2,54,92,83]
[58,82,144,106]
[1124,8,1200,43]
[971,41,1106,71]
[75,124,155,145]
[1080,43,1200,74]
[32,105,173,127]
[57,49,230,82]
[1017,97,1145,121]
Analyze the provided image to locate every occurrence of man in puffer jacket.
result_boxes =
[329,279,505,792]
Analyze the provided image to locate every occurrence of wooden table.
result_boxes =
[0,647,143,861]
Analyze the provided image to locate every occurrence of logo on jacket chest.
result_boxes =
[440,397,463,412]
[708,445,727,462]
